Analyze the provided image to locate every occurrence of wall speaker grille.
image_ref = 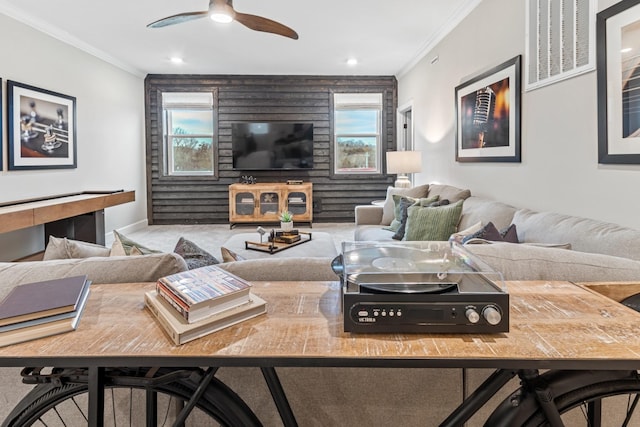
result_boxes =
[526,0,594,91]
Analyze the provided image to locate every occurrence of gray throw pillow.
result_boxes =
[43,236,111,260]
[174,237,219,269]
[380,184,429,226]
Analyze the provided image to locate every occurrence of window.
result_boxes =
[334,93,383,174]
[162,92,215,176]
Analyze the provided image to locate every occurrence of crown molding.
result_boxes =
[396,0,482,78]
[0,4,145,78]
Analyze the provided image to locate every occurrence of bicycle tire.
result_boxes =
[2,368,262,427]
[486,371,640,426]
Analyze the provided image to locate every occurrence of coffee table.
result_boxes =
[222,231,338,259]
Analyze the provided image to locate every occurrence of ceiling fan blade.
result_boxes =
[148,11,209,28]
[234,12,299,40]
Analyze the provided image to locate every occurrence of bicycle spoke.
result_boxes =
[622,393,640,427]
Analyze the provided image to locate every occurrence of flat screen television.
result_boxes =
[231,122,313,170]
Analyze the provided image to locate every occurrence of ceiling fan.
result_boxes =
[147,0,299,40]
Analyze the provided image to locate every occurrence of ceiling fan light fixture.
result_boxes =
[210,3,235,23]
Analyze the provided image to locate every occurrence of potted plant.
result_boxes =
[279,211,294,231]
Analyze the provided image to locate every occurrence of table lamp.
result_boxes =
[386,151,422,188]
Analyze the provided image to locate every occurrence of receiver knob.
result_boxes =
[483,306,502,325]
[465,308,480,324]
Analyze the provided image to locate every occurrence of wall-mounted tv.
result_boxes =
[232,122,313,170]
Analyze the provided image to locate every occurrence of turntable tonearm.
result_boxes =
[334,241,509,334]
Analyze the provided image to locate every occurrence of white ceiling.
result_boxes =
[0,0,480,77]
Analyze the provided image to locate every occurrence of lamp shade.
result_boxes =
[386,151,422,174]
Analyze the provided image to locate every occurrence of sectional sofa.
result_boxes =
[355,183,640,283]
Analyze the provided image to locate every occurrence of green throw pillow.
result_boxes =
[113,230,161,255]
[386,194,439,232]
[403,200,464,241]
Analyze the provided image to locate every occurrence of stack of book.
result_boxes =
[145,265,266,345]
[0,275,91,347]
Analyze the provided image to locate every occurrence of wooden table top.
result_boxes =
[2,280,640,370]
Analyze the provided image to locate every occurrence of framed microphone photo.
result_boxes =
[454,55,522,163]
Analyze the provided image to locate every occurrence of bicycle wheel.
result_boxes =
[2,368,262,427]
[487,371,640,426]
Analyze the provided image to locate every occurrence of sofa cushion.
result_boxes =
[427,184,471,203]
[466,243,640,282]
[43,236,111,260]
[380,185,429,226]
[513,209,640,261]
[0,253,188,293]
[458,197,517,231]
[354,225,394,242]
[404,200,464,241]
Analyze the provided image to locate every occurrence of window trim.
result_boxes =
[159,90,219,180]
[331,92,385,176]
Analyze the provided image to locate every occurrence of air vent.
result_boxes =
[526,0,595,91]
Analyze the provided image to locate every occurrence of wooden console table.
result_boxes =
[2,280,640,426]
[0,190,134,250]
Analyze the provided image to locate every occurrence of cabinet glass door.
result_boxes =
[287,191,307,215]
[235,192,255,216]
[259,192,280,215]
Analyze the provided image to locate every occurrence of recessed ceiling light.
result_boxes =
[622,47,633,53]
[347,58,358,66]
[170,57,184,64]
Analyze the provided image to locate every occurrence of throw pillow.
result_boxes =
[463,222,520,244]
[403,200,464,241]
[386,195,439,232]
[43,236,111,260]
[220,247,246,263]
[112,230,161,255]
[391,196,421,240]
[174,237,220,269]
[380,184,429,226]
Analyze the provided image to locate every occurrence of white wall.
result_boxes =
[0,13,146,260]
[398,0,640,229]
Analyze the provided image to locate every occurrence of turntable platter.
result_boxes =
[360,282,457,294]
[371,257,416,271]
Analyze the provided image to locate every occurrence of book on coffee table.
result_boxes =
[0,275,89,327]
[156,265,252,323]
[0,279,91,347]
[145,291,266,345]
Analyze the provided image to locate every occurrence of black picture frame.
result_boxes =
[0,78,3,171]
[597,0,640,164]
[6,80,77,170]
[455,55,521,163]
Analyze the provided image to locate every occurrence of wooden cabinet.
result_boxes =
[229,183,312,228]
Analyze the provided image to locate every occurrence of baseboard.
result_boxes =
[106,219,148,244]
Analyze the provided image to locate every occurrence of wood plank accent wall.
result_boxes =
[144,75,397,225]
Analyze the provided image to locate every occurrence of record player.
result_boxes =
[333,241,509,334]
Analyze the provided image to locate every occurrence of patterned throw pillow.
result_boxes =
[380,184,430,226]
[403,200,464,241]
[173,237,219,269]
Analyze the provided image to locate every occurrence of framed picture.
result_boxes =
[6,80,77,170]
[0,78,3,171]
[455,55,521,163]
[597,0,640,164]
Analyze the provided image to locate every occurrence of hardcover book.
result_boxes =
[157,265,252,323]
[144,291,266,345]
[0,275,89,327]
[0,280,91,347]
